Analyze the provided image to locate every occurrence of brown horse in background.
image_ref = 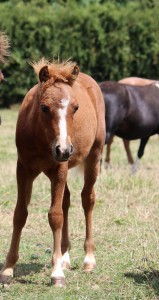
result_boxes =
[101,80,159,172]
[119,77,156,86]
[105,77,157,170]
[0,58,105,287]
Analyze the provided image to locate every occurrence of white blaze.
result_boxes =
[58,97,70,149]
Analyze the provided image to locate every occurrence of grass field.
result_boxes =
[0,108,159,300]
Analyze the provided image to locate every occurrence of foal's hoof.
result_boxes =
[0,274,12,284]
[84,262,96,273]
[51,276,66,287]
[0,268,13,284]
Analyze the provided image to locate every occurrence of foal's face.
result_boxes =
[40,83,79,162]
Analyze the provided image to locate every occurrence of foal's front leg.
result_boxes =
[61,183,71,269]
[0,160,38,283]
[47,163,68,287]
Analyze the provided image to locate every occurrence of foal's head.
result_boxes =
[32,59,79,162]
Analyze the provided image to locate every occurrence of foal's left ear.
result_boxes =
[39,65,50,83]
[72,65,79,77]
[69,65,79,85]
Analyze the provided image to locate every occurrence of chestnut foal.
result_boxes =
[0,59,105,287]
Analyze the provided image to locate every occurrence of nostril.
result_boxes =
[55,145,61,157]
[64,149,70,158]
[54,144,73,161]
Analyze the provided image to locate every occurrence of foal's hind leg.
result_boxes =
[81,157,100,272]
[0,159,38,283]
[61,183,71,269]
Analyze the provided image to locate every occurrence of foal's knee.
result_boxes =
[81,190,95,212]
[48,209,63,230]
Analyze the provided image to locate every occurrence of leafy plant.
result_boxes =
[0,0,159,107]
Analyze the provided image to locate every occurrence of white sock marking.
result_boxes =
[84,254,96,265]
[51,257,65,278]
[154,83,159,89]
[131,157,140,174]
[62,251,70,265]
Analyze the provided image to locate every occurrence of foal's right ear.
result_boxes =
[39,65,50,82]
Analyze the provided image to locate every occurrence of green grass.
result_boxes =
[1,108,159,299]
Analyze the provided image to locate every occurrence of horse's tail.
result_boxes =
[0,32,10,62]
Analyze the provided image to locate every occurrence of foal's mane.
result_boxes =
[0,32,10,62]
[30,58,78,85]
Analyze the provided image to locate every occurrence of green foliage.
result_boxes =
[0,0,159,106]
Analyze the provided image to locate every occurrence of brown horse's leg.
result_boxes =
[105,136,114,168]
[131,137,149,173]
[81,158,99,272]
[123,139,134,164]
[0,159,38,283]
[61,183,71,269]
[47,164,68,287]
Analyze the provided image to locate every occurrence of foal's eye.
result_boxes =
[73,105,79,113]
[41,105,49,113]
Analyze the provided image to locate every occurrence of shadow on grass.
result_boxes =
[0,262,44,285]
[125,269,159,296]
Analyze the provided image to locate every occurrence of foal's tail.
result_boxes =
[0,32,10,62]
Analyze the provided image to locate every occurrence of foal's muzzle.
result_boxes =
[54,144,74,162]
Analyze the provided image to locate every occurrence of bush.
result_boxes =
[0,0,159,107]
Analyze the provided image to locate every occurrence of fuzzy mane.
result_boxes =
[0,32,10,62]
[30,58,79,85]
